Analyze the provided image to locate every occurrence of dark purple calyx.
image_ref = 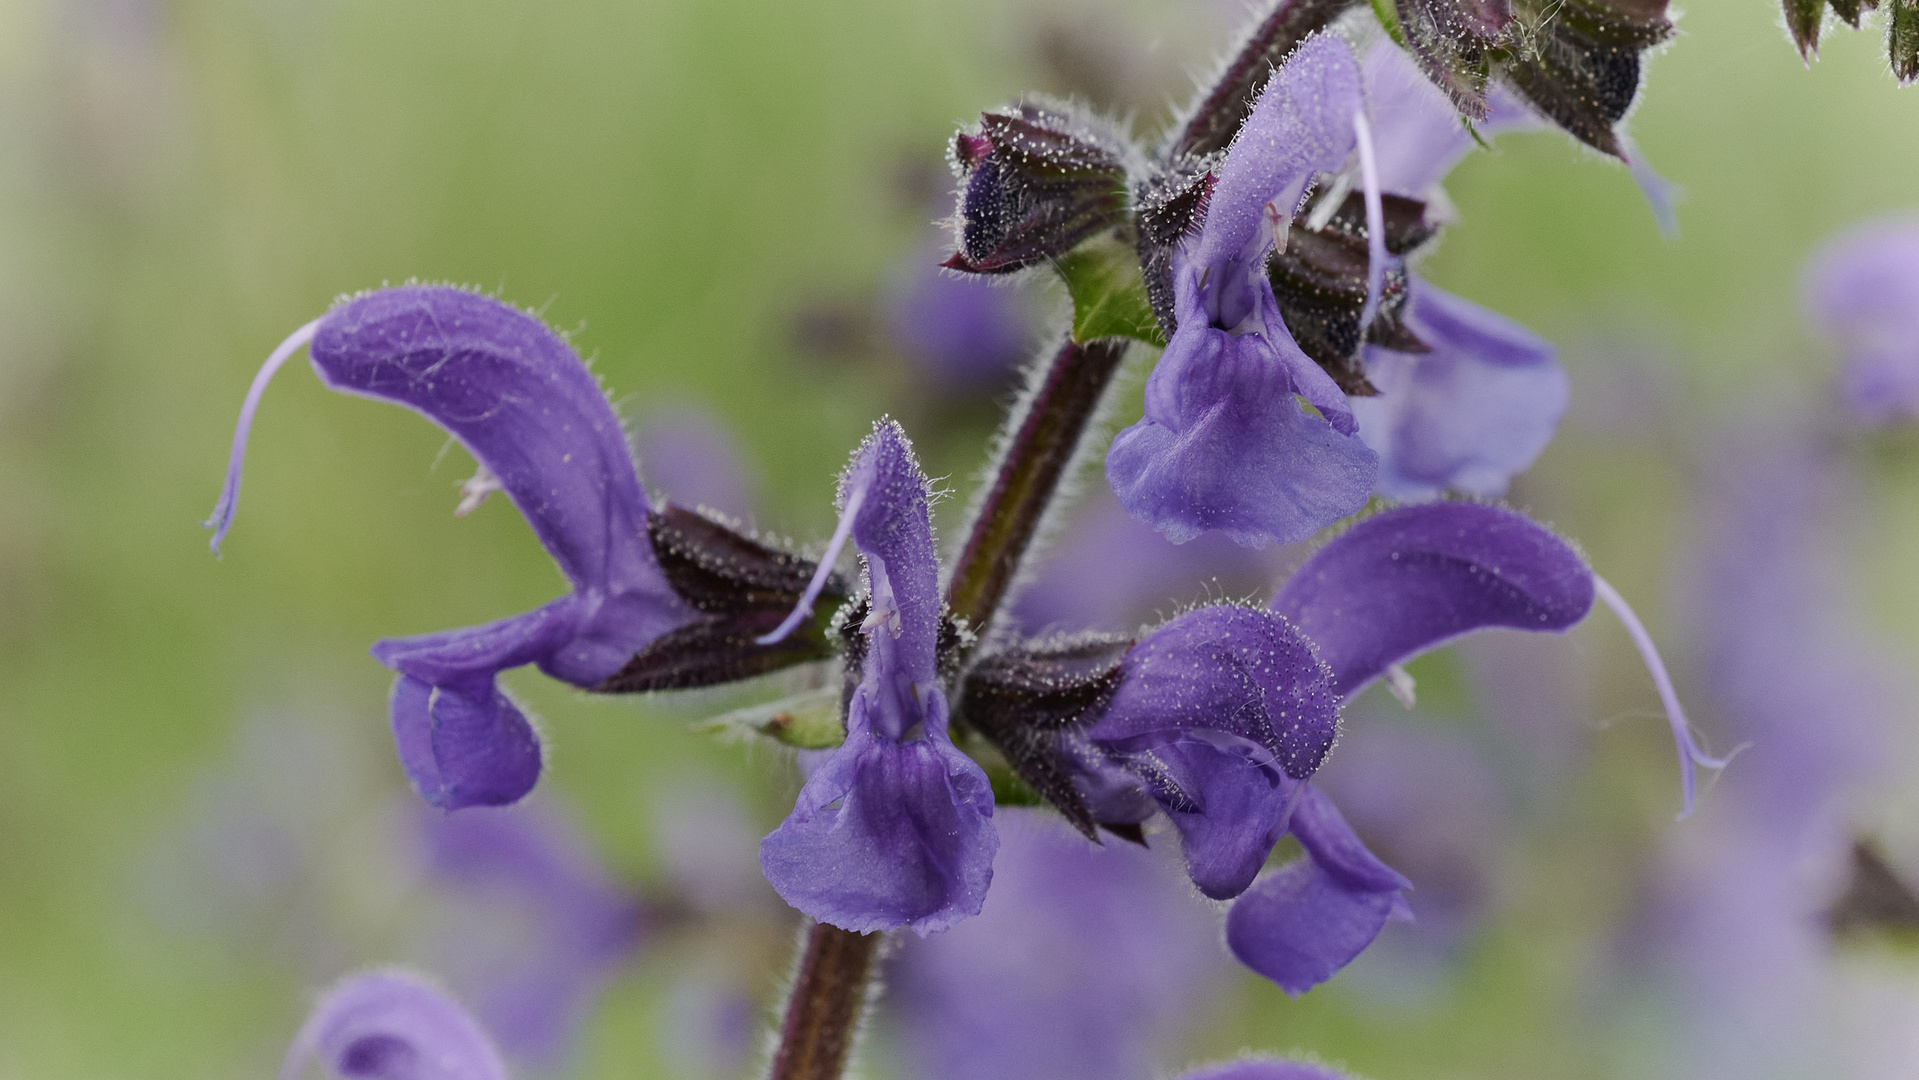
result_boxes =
[1268,189,1437,394]
[1494,0,1673,157]
[945,102,1133,275]
[959,633,1137,841]
[595,505,846,691]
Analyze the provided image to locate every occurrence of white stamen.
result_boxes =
[1352,110,1388,334]
[1384,664,1417,709]
[1592,574,1732,820]
[203,318,322,555]
[454,463,504,517]
[757,481,869,645]
[861,600,903,639]
[1304,172,1354,232]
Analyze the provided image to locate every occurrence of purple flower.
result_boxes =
[1107,34,1379,548]
[1352,280,1567,501]
[1081,604,1339,899]
[1010,487,1290,635]
[888,809,1228,1080]
[280,971,507,1080]
[886,240,1038,390]
[207,286,698,810]
[759,420,998,934]
[1217,500,1720,992]
[413,801,644,1065]
[1801,215,1919,426]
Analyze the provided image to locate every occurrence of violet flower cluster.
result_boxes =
[205,0,1739,1072]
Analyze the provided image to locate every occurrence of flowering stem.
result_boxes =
[945,335,1131,643]
[768,923,882,1080]
[765,335,1128,1080]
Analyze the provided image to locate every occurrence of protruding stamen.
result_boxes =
[1384,663,1417,709]
[757,481,869,646]
[203,318,322,555]
[1352,111,1387,334]
[454,463,503,517]
[1592,574,1732,819]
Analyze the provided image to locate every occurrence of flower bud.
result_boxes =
[944,103,1132,275]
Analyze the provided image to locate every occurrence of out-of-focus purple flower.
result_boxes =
[1627,417,1898,1079]
[1802,216,1919,426]
[1312,720,1504,954]
[1174,1058,1361,1080]
[886,242,1037,389]
[280,970,508,1080]
[1081,604,1338,900]
[1107,35,1379,548]
[759,420,998,933]
[206,286,699,810]
[1355,45,1572,501]
[413,801,645,1066]
[635,405,756,521]
[1353,281,1567,501]
[1010,486,1289,635]
[889,809,1228,1080]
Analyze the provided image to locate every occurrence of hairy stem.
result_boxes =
[768,923,882,1080]
[944,335,1131,645]
[1169,0,1365,160]
[765,336,1128,1080]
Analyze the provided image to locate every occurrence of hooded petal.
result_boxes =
[760,421,997,933]
[1224,786,1411,995]
[1088,605,1339,899]
[1107,326,1377,548]
[1353,280,1567,500]
[310,287,693,687]
[1192,35,1365,299]
[1272,501,1593,700]
[280,971,508,1080]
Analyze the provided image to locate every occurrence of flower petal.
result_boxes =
[1090,605,1339,898]
[1193,35,1364,282]
[389,675,542,811]
[1108,327,1377,548]
[760,686,997,934]
[844,420,944,734]
[311,287,658,599]
[1354,280,1566,500]
[1271,501,1593,700]
[279,971,508,1080]
[1224,786,1409,995]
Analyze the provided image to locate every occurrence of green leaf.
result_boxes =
[694,686,845,750]
[1054,240,1166,348]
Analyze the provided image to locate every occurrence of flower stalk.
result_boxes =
[766,334,1132,1078]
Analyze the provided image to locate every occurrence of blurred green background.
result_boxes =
[2,0,1918,1076]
